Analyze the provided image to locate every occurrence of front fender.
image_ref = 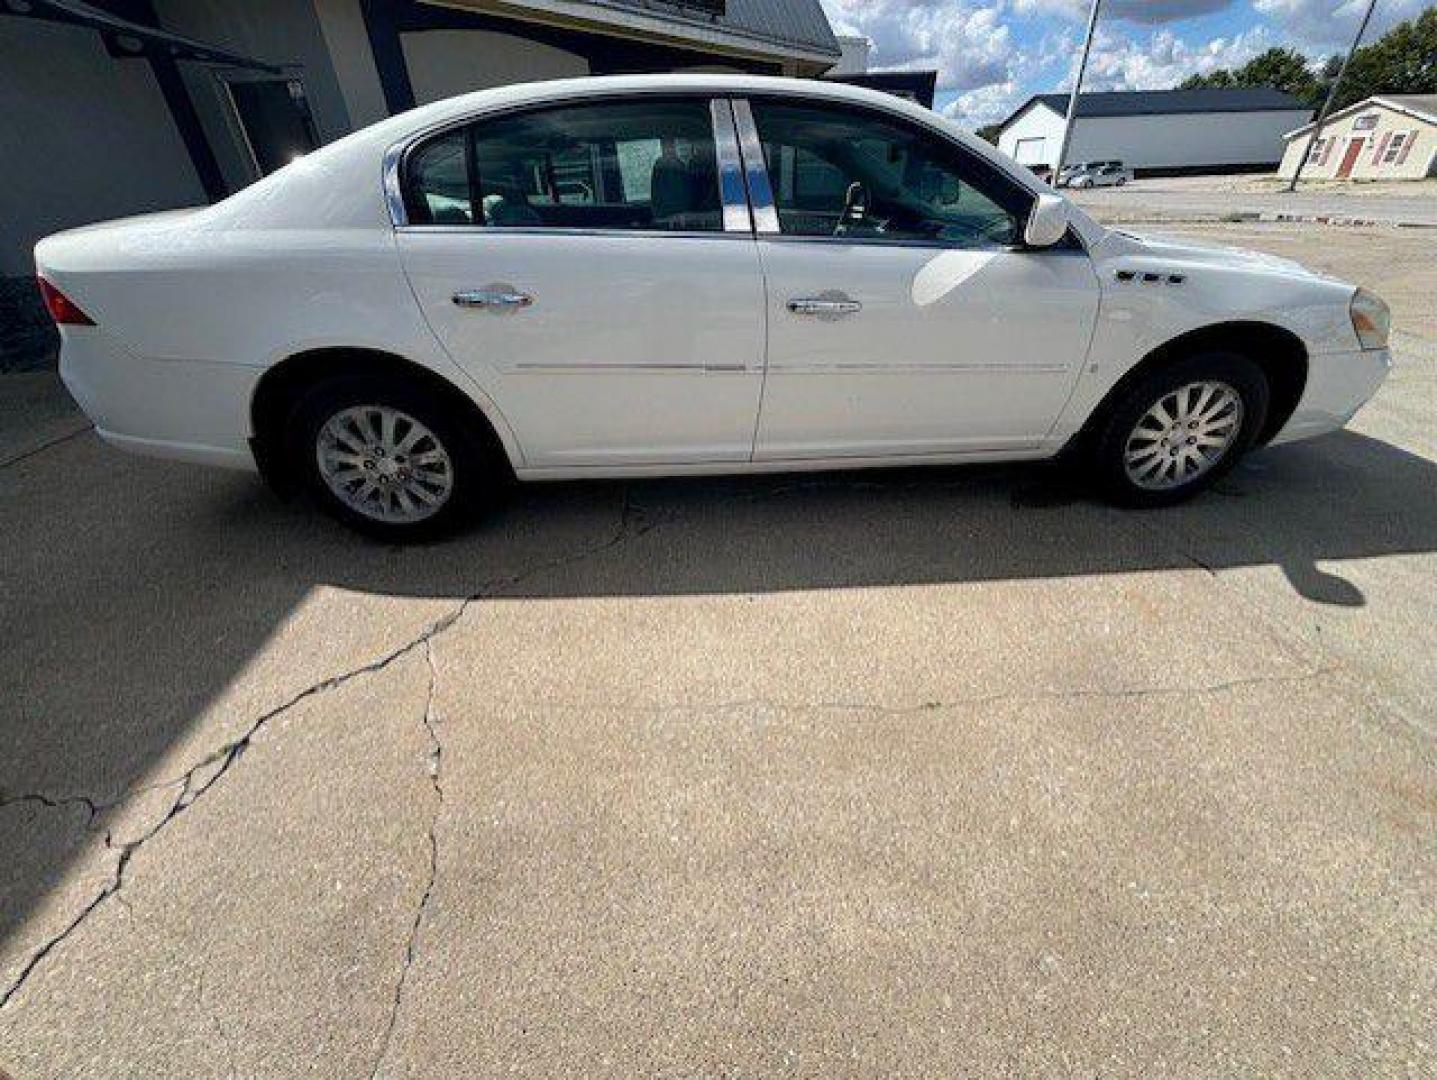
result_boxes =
[1049,231,1359,445]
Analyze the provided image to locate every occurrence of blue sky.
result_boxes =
[818,0,1435,126]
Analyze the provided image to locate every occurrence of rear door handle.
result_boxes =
[788,297,861,316]
[453,289,533,310]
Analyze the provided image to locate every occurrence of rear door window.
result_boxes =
[404,98,723,232]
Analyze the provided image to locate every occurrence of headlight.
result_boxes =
[1350,288,1391,351]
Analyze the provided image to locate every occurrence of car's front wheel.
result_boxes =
[287,374,493,539]
[1091,352,1269,507]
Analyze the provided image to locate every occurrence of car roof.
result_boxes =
[383,74,944,141]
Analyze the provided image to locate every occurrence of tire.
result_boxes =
[285,373,496,540]
[1090,352,1269,508]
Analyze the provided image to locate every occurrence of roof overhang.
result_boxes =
[2,0,282,73]
[1284,95,1437,139]
[826,69,937,110]
[424,0,841,68]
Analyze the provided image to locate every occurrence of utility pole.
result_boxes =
[1051,0,1104,184]
[1287,0,1379,192]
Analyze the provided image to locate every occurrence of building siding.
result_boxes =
[1280,101,1437,181]
[314,0,389,130]
[1000,103,1309,174]
[400,28,589,104]
[0,18,204,277]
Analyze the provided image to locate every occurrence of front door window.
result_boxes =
[749,99,1028,249]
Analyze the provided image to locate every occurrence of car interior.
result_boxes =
[755,118,1021,246]
[405,99,725,232]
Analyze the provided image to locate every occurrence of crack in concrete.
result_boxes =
[0,783,183,1010]
[0,423,93,471]
[367,638,445,1080]
[0,486,653,1012]
[510,664,1344,720]
[0,791,102,826]
[0,475,1364,1016]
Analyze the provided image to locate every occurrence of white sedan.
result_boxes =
[36,75,1391,540]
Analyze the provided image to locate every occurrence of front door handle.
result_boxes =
[453,289,533,310]
[787,297,862,316]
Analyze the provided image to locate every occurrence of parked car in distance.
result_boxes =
[37,75,1391,540]
[1068,161,1134,188]
[1056,160,1114,187]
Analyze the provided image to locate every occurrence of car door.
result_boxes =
[395,96,764,469]
[735,98,1100,461]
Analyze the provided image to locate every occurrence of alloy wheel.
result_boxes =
[1123,380,1244,491]
[315,404,455,523]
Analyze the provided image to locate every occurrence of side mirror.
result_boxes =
[1023,193,1070,248]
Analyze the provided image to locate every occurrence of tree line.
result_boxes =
[1176,9,1436,111]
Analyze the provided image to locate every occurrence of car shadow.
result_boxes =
[3,427,1435,983]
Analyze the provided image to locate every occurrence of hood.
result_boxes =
[1100,228,1321,279]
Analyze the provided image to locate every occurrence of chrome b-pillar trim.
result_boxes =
[730,99,779,235]
[381,139,409,227]
[709,98,752,234]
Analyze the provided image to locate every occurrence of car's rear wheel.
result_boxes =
[1091,352,1269,507]
[287,374,492,539]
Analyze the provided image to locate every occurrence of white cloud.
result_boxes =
[935,19,1274,127]
[940,81,1024,126]
[1252,0,1432,52]
[821,0,1434,129]
[1012,0,1237,22]
[820,1,1019,93]
[1075,24,1274,90]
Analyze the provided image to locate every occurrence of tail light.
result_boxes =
[37,277,95,326]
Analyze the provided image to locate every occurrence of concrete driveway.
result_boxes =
[1070,175,1437,227]
[2,223,1434,1077]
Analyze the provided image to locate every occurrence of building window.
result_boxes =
[403,99,722,232]
[750,100,1028,249]
[1306,137,1327,164]
[1383,132,1408,164]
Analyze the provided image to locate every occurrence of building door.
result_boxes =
[1014,137,1046,165]
[1337,137,1365,179]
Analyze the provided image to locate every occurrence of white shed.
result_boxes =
[997,88,1312,176]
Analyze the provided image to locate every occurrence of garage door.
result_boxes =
[1014,137,1047,164]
